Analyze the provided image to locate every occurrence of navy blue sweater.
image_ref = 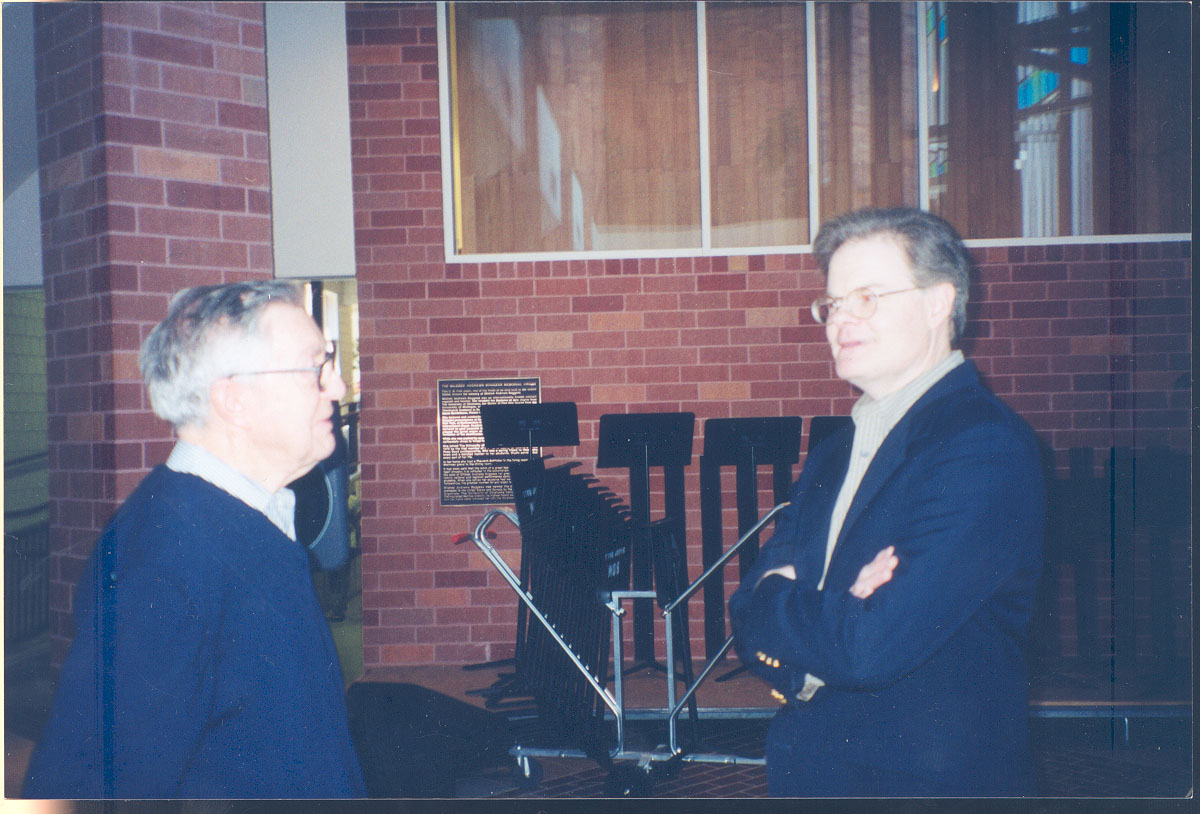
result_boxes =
[23,466,366,798]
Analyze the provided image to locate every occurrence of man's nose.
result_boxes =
[324,370,348,400]
[826,302,854,326]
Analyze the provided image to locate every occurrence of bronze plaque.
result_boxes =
[437,377,539,505]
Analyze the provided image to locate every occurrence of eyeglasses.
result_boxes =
[810,287,921,324]
[231,340,338,390]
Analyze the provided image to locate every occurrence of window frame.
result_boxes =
[436,1,1189,263]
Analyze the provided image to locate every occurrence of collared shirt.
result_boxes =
[166,441,297,540]
[817,349,965,590]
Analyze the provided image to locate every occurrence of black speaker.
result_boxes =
[346,682,515,797]
[290,421,351,571]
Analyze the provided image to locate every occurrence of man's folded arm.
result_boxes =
[730,422,1042,691]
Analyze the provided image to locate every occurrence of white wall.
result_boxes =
[3,2,45,288]
[265,2,357,279]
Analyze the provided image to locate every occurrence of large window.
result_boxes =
[448,1,813,255]
[926,2,1190,238]
[450,2,701,254]
[441,1,1189,258]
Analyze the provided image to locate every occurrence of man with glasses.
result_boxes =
[24,282,366,798]
[730,208,1044,796]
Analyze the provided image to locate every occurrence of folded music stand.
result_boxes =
[467,402,580,696]
[597,411,695,672]
[699,417,802,663]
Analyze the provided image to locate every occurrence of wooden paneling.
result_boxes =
[1128,4,1190,234]
[934,2,1188,239]
[707,2,809,248]
[940,3,1020,238]
[454,2,699,254]
[815,2,917,223]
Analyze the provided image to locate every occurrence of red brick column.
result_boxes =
[34,2,273,665]
[345,2,452,668]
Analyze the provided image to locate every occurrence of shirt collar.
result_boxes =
[165,441,296,540]
[851,349,966,427]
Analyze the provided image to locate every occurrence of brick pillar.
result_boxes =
[345,2,447,668]
[34,2,273,666]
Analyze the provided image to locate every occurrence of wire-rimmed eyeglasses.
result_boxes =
[231,340,338,390]
[810,287,921,324]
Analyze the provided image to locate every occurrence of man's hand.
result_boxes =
[849,545,898,599]
[754,545,897,597]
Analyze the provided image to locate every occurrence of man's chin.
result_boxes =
[834,359,860,381]
[288,445,335,485]
[316,437,337,463]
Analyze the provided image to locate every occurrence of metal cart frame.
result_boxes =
[463,502,790,779]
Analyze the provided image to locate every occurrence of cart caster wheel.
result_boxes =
[604,763,654,797]
[650,755,683,780]
[513,755,543,788]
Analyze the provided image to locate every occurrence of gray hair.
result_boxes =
[812,207,971,343]
[139,281,304,429]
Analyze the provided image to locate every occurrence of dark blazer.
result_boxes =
[730,361,1043,797]
[23,467,366,799]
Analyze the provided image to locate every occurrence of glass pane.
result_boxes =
[814,1,918,223]
[706,2,809,249]
[1124,3,1190,234]
[927,2,1189,239]
[451,2,700,254]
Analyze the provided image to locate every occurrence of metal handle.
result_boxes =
[460,507,624,723]
[663,501,790,614]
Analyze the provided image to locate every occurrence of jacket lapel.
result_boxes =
[798,427,853,587]
[835,426,909,553]
[832,362,979,562]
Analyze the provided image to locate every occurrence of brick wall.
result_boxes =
[967,243,1191,458]
[347,3,1190,670]
[32,3,1188,672]
[35,1,273,664]
[967,244,1192,663]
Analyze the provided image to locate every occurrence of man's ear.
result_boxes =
[208,376,252,430]
[926,281,957,327]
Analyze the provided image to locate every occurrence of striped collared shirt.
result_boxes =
[165,441,297,540]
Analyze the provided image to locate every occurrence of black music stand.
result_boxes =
[649,515,701,743]
[466,402,580,695]
[806,414,851,455]
[481,401,580,456]
[698,417,802,663]
[597,411,695,673]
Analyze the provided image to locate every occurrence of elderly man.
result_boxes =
[24,282,366,798]
[730,208,1044,797]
